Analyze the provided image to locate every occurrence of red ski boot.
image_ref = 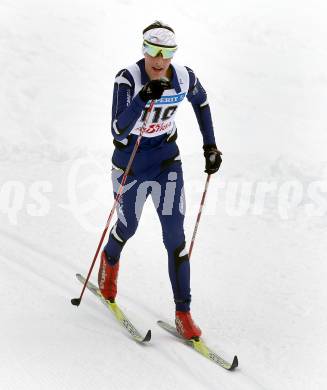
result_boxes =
[175,311,202,340]
[98,250,119,302]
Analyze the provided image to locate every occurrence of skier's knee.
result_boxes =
[173,241,189,264]
[114,220,139,243]
[162,230,185,252]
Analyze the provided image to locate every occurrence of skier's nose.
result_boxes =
[155,52,164,64]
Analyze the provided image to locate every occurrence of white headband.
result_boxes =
[143,27,177,47]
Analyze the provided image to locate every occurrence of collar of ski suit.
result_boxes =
[137,58,182,93]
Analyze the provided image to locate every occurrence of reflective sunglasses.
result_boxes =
[143,40,177,59]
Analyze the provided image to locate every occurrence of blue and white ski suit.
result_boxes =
[104,58,216,311]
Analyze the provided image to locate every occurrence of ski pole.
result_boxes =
[71,99,156,306]
[188,173,211,260]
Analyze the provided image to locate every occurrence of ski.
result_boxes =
[157,320,238,370]
[76,274,151,343]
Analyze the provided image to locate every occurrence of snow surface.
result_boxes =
[1,1,327,389]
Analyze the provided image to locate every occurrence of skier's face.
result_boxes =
[144,53,172,80]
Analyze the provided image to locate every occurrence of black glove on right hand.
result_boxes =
[139,78,171,102]
[203,144,222,174]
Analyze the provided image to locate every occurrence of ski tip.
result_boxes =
[229,355,238,370]
[143,329,152,342]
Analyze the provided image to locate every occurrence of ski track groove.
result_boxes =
[0,227,90,297]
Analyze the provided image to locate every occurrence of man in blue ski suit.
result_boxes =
[98,21,222,339]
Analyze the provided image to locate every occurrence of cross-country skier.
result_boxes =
[98,21,222,340]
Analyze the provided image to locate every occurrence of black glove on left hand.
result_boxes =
[203,144,222,174]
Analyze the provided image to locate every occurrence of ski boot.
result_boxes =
[98,250,119,302]
[175,311,202,340]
